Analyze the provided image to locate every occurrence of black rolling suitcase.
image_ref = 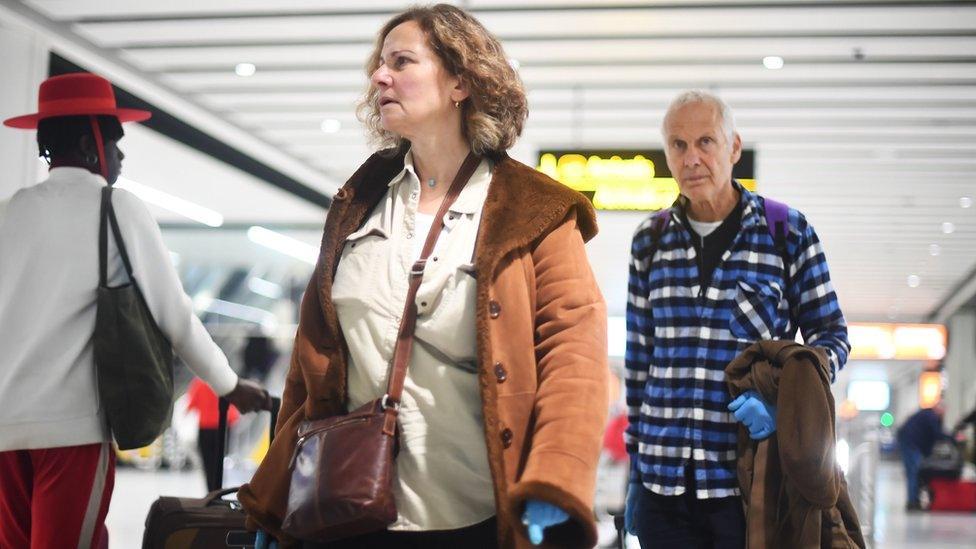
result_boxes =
[142,396,280,548]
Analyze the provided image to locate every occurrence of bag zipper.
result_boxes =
[289,416,371,468]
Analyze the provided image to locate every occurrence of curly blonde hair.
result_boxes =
[357,4,528,157]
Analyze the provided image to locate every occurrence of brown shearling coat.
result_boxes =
[237,149,610,548]
[725,340,865,549]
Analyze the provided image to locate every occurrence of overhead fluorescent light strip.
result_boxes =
[248,276,283,299]
[247,226,317,265]
[115,177,224,227]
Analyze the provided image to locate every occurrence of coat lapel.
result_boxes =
[314,148,406,406]
[474,154,597,283]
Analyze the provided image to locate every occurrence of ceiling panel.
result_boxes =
[11,0,976,322]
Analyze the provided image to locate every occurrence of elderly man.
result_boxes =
[623,90,850,547]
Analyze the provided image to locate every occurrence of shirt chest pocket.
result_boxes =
[415,262,478,370]
[729,279,783,342]
[332,226,389,313]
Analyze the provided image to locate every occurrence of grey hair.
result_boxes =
[661,89,737,145]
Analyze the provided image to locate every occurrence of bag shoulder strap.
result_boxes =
[99,185,135,287]
[380,153,481,434]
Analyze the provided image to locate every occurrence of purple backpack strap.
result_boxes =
[763,197,789,244]
[763,197,792,287]
[651,208,672,237]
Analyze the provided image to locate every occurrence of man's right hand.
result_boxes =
[223,378,272,413]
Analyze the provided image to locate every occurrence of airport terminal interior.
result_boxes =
[1,0,976,547]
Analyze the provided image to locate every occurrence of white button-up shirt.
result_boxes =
[332,150,495,530]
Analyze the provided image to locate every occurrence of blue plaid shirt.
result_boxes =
[625,183,850,498]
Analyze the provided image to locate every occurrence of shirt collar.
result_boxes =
[673,179,759,230]
[389,147,492,215]
[46,166,106,185]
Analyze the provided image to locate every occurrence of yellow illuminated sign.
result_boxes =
[537,152,756,211]
[848,323,947,361]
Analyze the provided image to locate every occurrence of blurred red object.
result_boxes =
[929,478,976,512]
[186,378,239,429]
[603,412,629,463]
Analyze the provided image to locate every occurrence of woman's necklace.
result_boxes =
[426,178,436,188]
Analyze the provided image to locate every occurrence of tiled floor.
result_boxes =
[107,460,976,547]
[870,462,976,549]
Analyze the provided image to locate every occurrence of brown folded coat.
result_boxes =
[725,340,866,549]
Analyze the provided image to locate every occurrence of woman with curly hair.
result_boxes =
[240,5,608,548]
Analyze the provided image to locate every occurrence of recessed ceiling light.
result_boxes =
[942,221,955,234]
[762,56,784,70]
[961,196,972,208]
[907,274,921,288]
[320,118,342,133]
[235,63,256,77]
[929,244,941,256]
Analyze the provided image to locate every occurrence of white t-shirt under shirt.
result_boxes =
[413,211,435,260]
[688,217,723,238]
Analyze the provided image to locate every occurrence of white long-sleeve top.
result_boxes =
[0,167,238,452]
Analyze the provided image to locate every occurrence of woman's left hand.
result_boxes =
[521,499,570,545]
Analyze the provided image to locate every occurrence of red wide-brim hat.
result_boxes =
[3,72,151,129]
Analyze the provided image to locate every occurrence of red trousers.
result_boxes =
[0,443,115,549]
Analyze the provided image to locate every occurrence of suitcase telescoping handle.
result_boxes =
[214,396,281,490]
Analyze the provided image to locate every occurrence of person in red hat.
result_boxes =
[0,72,271,548]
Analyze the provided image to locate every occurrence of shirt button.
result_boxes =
[406,232,413,239]
[501,428,513,448]
[489,300,501,318]
[494,362,507,383]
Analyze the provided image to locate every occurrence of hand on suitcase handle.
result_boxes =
[255,530,278,549]
[224,378,272,413]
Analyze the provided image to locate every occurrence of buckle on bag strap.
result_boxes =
[381,394,401,411]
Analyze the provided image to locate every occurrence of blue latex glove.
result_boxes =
[624,482,640,535]
[521,499,570,545]
[728,390,777,440]
[255,530,278,549]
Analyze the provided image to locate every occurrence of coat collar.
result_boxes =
[324,148,597,288]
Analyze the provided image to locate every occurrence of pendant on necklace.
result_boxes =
[427,178,436,188]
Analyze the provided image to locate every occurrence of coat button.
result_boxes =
[501,428,513,448]
[489,300,501,318]
[494,362,507,383]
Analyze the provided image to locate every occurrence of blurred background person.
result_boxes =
[897,402,946,510]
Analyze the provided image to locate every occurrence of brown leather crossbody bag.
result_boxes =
[280,152,481,542]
